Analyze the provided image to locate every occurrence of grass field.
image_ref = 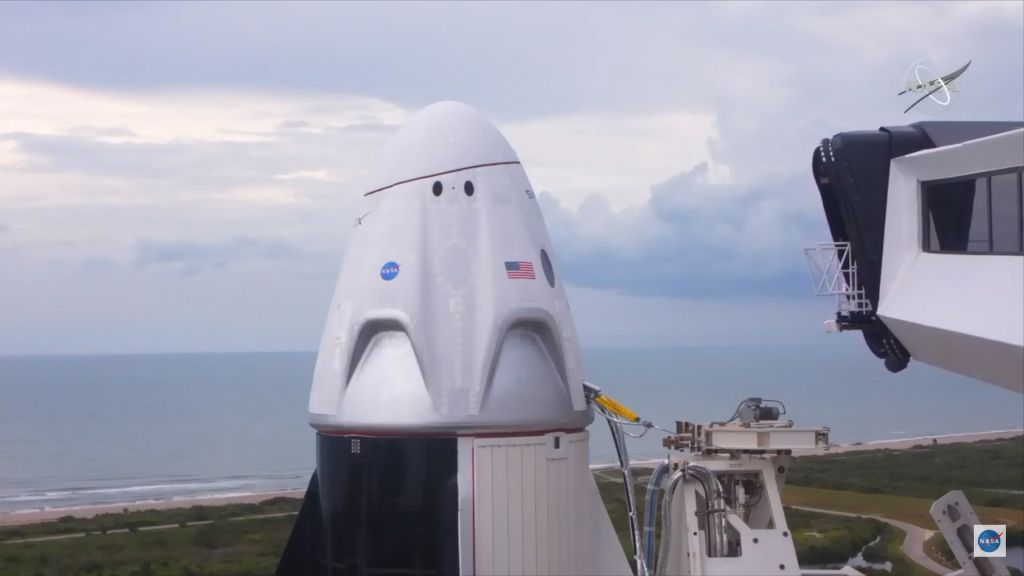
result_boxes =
[0,515,294,576]
[789,437,1024,510]
[0,498,302,542]
[783,484,1024,529]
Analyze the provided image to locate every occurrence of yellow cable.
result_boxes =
[594,394,640,423]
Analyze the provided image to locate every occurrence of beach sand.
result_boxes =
[0,489,306,527]
[4,429,1021,527]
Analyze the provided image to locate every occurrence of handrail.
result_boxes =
[803,242,872,314]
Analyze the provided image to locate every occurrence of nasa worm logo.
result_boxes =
[899,59,971,115]
[380,261,400,281]
[974,524,1006,557]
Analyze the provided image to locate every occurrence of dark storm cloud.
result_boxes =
[541,162,825,298]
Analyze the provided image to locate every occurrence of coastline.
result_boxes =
[797,427,1024,455]
[0,489,306,527]
[3,428,1020,528]
[591,428,1024,470]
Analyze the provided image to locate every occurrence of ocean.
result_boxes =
[1,347,1022,515]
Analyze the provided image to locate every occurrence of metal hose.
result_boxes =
[655,470,684,576]
[642,461,669,572]
[684,463,729,557]
[654,464,729,574]
[605,411,647,576]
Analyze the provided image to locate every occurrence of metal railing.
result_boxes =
[803,242,872,314]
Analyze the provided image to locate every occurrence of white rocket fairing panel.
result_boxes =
[310,102,591,433]
[471,432,632,575]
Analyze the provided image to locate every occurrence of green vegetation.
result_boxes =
[789,437,1024,509]
[0,497,301,542]
[922,531,957,571]
[0,514,294,576]
[858,525,932,576]
[0,497,910,575]
[593,468,651,559]
[785,438,1024,574]
[3,438,1022,575]
[783,485,1024,532]
[786,506,884,567]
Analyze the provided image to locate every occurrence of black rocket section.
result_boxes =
[279,435,459,576]
[278,471,326,576]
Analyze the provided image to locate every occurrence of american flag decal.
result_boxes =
[504,260,536,279]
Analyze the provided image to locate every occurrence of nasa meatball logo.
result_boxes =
[380,261,400,281]
[974,524,1006,557]
[978,530,1001,553]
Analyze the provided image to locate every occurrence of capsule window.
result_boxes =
[464,180,475,197]
[540,249,555,288]
[432,181,443,197]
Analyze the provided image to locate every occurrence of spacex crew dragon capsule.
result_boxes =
[277,102,629,576]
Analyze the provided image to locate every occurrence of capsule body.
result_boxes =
[283,102,627,576]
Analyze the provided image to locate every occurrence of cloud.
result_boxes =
[273,169,331,181]
[504,111,722,211]
[135,236,301,274]
[541,161,823,298]
[566,284,838,348]
[0,122,392,196]
[0,2,1020,353]
[0,75,407,144]
[0,249,337,354]
[2,2,1018,123]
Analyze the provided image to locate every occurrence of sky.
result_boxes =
[0,1,1022,355]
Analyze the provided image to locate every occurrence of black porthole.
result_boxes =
[432,181,443,197]
[540,249,555,288]
[464,180,474,197]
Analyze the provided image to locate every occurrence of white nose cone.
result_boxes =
[310,102,591,434]
[365,101,519,195]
